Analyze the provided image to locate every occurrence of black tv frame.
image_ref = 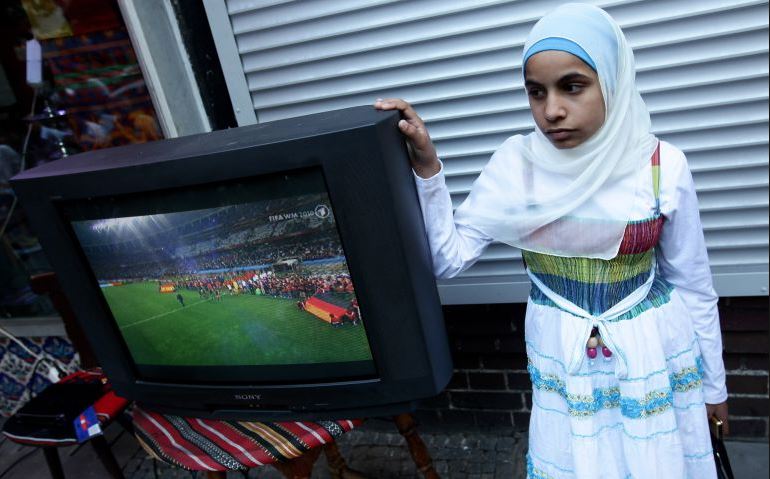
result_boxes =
[11,106,452,420]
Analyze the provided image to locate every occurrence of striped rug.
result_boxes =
[132,406,361,471]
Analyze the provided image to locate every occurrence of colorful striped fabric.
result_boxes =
[132,406,361,471]
[523,143,671,317]
[2,369,129,446]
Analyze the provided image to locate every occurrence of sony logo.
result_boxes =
[234,394,261,401]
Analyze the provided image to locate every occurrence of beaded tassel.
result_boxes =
[586,327,612,364]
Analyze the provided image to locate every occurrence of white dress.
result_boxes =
[413,140,726,479]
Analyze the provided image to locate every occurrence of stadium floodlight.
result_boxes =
[90,214,171,235]
[91,217,139,232]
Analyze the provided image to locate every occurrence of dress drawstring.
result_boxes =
[526,259,657,379]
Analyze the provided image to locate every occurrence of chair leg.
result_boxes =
[42,447,66,479]
[323,442,368,479]
[271,445,323,478]
[90,435,125,479]
[394,413,440,479]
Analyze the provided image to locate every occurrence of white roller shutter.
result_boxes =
[204,0,770,303]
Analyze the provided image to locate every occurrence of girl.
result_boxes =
[375,3,728,478]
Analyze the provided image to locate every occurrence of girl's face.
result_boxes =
[524,50,606,149]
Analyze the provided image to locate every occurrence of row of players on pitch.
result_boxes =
[167,272,355,301]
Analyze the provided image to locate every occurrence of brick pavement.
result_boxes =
[120,423,529,479]
[3,416,767,478]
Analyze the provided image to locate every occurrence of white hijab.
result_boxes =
[454,3,657,259]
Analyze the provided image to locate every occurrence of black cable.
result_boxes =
[66,441,86,457]
[0,447,41,479]
[108,428,126,447]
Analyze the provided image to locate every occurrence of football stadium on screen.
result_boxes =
[70,188,374,369]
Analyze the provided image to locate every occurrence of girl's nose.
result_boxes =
[544,97,566,122]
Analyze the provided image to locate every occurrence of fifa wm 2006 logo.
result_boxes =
[267,204,330,222]
[315,204,330,218]
[234,394,262,401]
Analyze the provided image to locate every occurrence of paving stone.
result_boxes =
[29,423,770,478]
[434,459,449,473]
[496,437,516,451]
[495,462,516,479]
[467,461,482,474]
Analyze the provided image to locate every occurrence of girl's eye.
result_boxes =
[565,83,584,93]
[528,88,545,98]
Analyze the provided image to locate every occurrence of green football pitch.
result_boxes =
[101,282,373,366]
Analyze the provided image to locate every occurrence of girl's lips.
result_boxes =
[546,129,574,141]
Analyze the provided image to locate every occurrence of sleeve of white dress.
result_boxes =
[656,143,728,404]
[412,160,493,279]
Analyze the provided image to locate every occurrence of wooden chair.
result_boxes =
[0,273,130,479]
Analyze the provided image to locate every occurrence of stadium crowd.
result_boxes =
[79,194,341,281]
[84,222,344,281]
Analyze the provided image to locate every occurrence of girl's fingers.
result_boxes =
[374,98,423,125]
[398,119,428,145]
[399,119,418,137]
[398,119,418,140]
[376,98,435,159]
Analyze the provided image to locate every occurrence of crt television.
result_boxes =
[11,106,452,420]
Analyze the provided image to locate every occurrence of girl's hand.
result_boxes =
[706,401,729,436]
[374,98,440,178]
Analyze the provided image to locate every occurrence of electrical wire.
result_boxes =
[0,323,72,379]
[0,87,37,239]
[0,324,43,359]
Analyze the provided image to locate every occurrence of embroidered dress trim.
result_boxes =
[619,390,673,419]
[528,358,703,418]
[527,453,560,479]
[670,356,704,392]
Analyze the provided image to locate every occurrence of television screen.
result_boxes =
[63,167,376,383]
[11,106,452,419]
